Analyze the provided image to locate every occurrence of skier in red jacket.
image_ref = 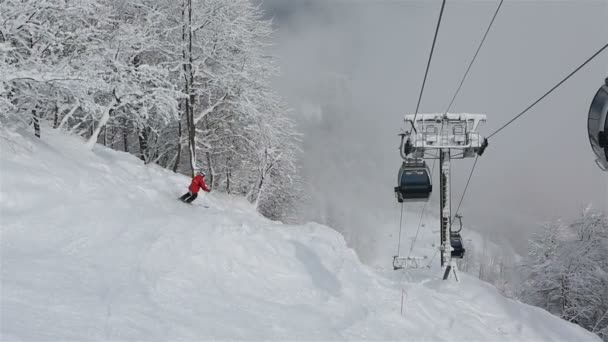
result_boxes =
[179,170,210,203]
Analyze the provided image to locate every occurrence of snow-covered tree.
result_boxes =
[0,0,109,134]
[519,207,608,341]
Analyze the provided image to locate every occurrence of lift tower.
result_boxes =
[399,113,487,280]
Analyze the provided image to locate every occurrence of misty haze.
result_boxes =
[1,0,608,340]
[263,0,607,261]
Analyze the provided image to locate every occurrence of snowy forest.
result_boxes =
[457,207,608,341]
[0,0,300,221]
[1,0,607,341]
[520,208,608,341]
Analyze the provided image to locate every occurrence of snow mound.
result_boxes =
[0,127,599,341]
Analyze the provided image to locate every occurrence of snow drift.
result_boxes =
[0,127,599,341]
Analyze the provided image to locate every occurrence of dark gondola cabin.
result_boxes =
[588,77,608,170]
[394,159,432,202]
[450,233,465,258]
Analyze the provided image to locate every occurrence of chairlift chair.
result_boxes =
[450,232,465,258]
[394,159,432,202]
[588,77,608,170]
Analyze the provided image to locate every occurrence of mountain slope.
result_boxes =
[0,127,599,341]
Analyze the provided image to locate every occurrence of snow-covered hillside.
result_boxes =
[0,127,600,341]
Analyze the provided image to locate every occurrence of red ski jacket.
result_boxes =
[188,174,210,194]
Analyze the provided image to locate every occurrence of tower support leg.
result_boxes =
[439,148,457,280]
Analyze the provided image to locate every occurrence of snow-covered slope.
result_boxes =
[0,127,600,341]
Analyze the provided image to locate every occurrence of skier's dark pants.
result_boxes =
[180,192,198,203]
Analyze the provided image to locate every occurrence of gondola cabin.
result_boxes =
[394,159,432,202]
[450,232,465,258]
[589,77,608,170]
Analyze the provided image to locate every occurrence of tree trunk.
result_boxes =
[32,109,40,138]
[205,152,215,189]
[56,102,80,130]
[109,127,118,149]
[123,129,129,153]
[226,168,231,194]
[87,89,119,149]
[562,275,567,315]
[173,118,182,172]
[138,127,149,162]
[87,104,115,149]
[253,149,268,207]
[182,0,196,176]
[255,172,265,209]
[52,104,59,128]
[188,0,196,176]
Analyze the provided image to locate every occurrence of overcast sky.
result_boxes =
[260,0,608,262]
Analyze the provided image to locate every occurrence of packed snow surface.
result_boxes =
[0,127,599,341]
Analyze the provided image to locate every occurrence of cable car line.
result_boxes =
[444,0,504,115]
[395,202,406,256]
[396,0,501,273]
[451,154,479,223]
[426,0,501,237]
[408,159,437,258]
[450,43,608,230]
[396,152,436,258]
[404,0,502,257]
[396,1,606,276]
[448,43,607,227]
[426,248,439,268]
[410,0,447,133]
[488,42,608,139]
[405,130,440,258]
[397,0,490,261]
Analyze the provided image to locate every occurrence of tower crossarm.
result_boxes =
[402,113,487,158]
